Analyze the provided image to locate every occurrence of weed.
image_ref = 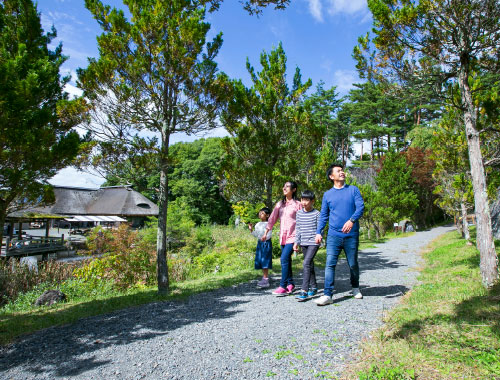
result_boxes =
[274,349,293,360]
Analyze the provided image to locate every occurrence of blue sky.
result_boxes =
[39,0,372,187]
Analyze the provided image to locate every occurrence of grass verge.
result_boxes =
[343,230,500,380]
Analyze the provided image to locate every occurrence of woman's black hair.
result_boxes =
[280,181,298,205]
[300,190,315,200]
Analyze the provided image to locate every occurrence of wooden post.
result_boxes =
[45,220,50,238]
[18,222,22,239]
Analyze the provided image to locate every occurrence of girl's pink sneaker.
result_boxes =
[286,284,295,294]
[272,287,287,295]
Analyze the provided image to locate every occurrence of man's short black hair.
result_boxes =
[326,162,344,181]
[300,190,315,200]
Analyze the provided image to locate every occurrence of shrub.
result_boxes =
[75,224,157,288]
[0,259,78,306]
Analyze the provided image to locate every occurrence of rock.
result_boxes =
[19,256,38,273]
[35,290,66,306]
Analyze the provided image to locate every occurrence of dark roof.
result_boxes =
[9,186,158,218]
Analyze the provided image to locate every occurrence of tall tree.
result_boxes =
[368,0,500,287]
[0,0,81,242]
[221,43,311,208]
[78,0,228,293]
[376,151,419,222]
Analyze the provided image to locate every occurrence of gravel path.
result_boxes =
[0,225,455,380]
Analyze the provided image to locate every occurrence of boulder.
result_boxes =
[19,256,38,273]
[35,290,66,306]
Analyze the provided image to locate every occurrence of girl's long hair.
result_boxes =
[280,181,298,206]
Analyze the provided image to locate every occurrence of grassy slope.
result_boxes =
[343,230,500,380]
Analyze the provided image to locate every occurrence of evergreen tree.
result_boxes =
[375,151,418,222]
[221,43,311,208]
[0,0,81,242]
[78,0,228,293]
[368,0,500,287]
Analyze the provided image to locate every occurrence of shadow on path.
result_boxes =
[0,235,417,377]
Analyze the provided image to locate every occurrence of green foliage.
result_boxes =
[296,83,346,197]
[232,201,266,225]
[359,361,415,380]
[0,0,81,240]
[376,152,418,221]
[103,138,233,225]
[75,224,157,288]
[358,183,396,239]
[221,43,311,208]
[0,259,77,307]
[431,108,474,220]
[404,147,443,228]
[168,138,232,225]
[78,0,230,291]
[183,225,215,258]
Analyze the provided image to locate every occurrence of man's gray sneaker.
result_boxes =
[314,295,333,306]
[352,288,363,299]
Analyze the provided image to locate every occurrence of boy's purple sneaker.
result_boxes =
[257,278,270,288]
[272,286,288,295]
[286,284,295,294]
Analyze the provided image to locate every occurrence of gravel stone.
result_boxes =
[0,225,454,379]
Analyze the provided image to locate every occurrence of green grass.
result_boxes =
[344,230,500,380]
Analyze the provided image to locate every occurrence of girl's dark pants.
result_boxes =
[279,243,294,288]
[300,245,319,291]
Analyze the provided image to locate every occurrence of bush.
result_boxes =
[75,224,157,289]
[0,259,78,306]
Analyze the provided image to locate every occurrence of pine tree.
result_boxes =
[0,0,81,242]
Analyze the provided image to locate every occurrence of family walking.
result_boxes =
[249,163,365,305]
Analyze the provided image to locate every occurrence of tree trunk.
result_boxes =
[156,124,170,293]
[459,61,498,287]
[461,201,470,241]
[265,175,273,209]
[0,202,7,251]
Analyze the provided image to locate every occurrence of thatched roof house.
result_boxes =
[8,185,158,221]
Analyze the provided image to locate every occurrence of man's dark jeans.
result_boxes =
[324,234,359,297]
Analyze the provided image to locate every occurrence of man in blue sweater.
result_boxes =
[314,163,365,306]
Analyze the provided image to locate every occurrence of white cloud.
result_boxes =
[333,69,357,93]
[49,167,105,188]
[64,82,83,98]
[306,0,324,22]
[327,0,368,15]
